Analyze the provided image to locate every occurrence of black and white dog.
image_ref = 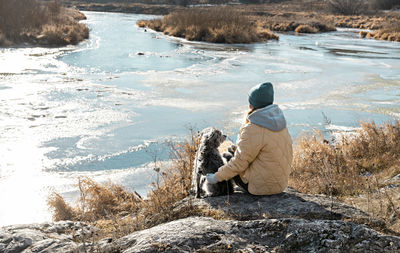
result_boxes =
[191,127,234,198]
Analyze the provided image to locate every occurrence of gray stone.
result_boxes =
[98,216,400,252]
[1,189,398,252]
[180,187,371,221]
[0,221,93,253]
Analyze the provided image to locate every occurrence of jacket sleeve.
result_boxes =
[215,123,263,182]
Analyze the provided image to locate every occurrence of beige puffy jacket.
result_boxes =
[215,105,293,195]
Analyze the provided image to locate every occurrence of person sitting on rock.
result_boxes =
[206,82,293,195]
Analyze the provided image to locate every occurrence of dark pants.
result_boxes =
[233,175,249,193]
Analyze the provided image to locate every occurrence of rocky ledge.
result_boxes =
[1,188,400,252]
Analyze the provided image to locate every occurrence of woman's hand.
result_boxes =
[206,173,218,184]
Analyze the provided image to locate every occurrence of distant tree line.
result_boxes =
[327,0,399,15]
[61,0,291,6]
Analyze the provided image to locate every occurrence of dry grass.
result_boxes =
[40,22,89,45]
[295,24,318,33]
[290,121,400,233]
[138,7,279,43]
[291,121,400,195]
[360,21,400,42]
[49,121,400,240]
[48,130,206,239]
[0,0,88,46]
[252,12,337,34]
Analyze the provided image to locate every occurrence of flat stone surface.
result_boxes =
[182,187,370,221]
[1,188,398,252]
[0,221,92,253]
[98,216,400,252]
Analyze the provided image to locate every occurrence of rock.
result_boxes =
[1,188,398,252]
[0,221,93,253]
[180,187,370,221]
[98,216,400,252]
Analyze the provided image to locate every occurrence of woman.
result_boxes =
[206,82,293,195]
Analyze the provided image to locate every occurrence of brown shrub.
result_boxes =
[360,21,400,42]
[137,20,147,28]
[290,121,400,196]
[291,121,400,233]
[47,192,76,221]
[48,178,141,222]
[0,0,48,37]
[48,129,203,238]
[256,28,280,40]
[255,13,336,34]
[47,0,61,16]
[137,7,278,43]
[0,0,88,46]
[295,24,318,33]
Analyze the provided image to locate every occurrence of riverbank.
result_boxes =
[0,1,88,47]
[44,122,400,240]
[66,0,400,42]
[2,122,400,251]
[137,7,279,44]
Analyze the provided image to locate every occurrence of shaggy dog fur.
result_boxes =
[192,127,234,198]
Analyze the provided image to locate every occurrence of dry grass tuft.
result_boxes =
[48,129,203,239]
[360,21,400,42]
[138,7,278,43]
[295,24,318,33]
[48,178,141,223]
[291,121,400,196]
[47,192,76,221]
[291,121,400,233]
[0,0,88,46]
[254,13,336,34]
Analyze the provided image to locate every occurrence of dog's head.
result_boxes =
[200,127,226,149]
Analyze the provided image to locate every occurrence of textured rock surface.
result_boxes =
[1,188,399,252]
[0,221,93,253]
[99,217,400,252]
[183,187,370,221]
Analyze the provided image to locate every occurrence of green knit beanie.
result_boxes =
[248,82,274,109]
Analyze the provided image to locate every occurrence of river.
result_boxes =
[0,11,399,226]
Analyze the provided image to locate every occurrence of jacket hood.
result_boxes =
[248,104,287,131]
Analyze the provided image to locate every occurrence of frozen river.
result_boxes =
[0,11,399,226]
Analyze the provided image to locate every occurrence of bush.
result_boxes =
[0,0,88,46]
[326,0,367,15]
[359,21,400,41]
[138,7,278,43]
[295,24,318,33]
[0,0,48,38]
[48,130,203,238]
[290,121,400,196]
